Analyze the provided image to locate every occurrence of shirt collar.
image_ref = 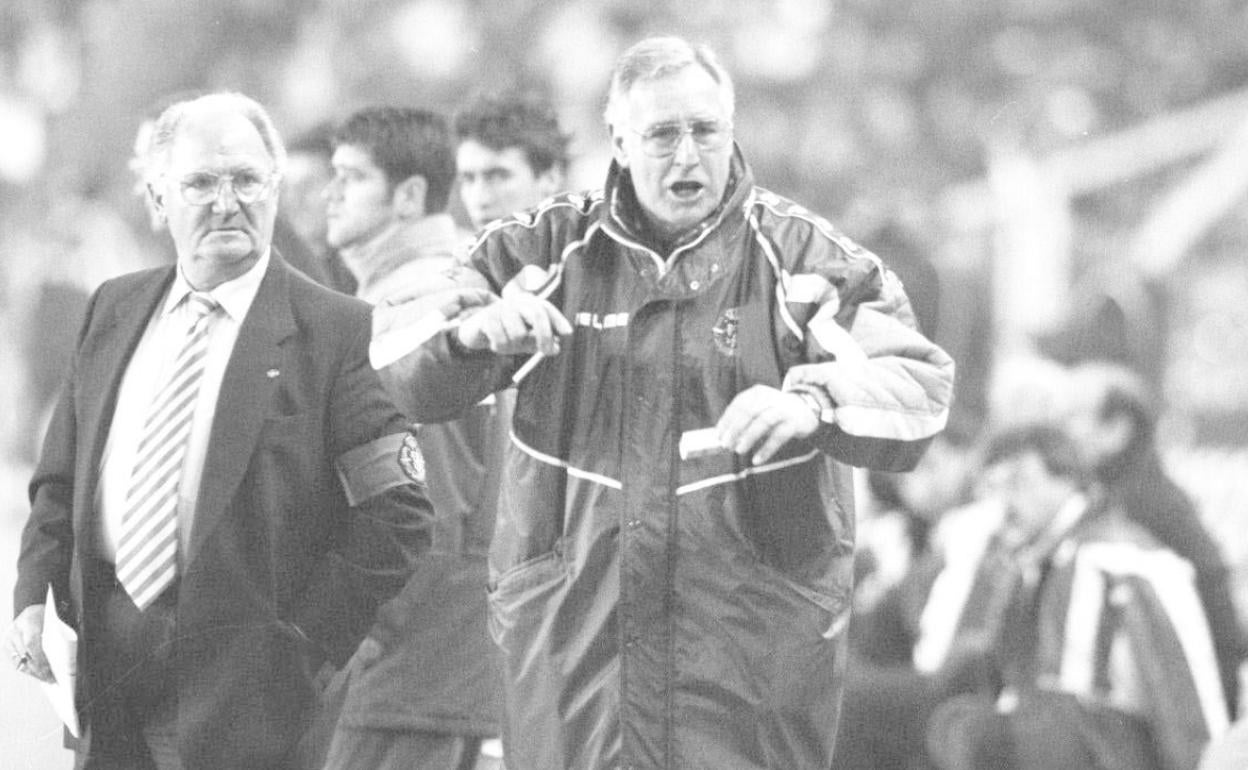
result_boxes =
[164,248,271,322]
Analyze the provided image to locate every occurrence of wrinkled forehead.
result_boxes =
[166,111,275,176]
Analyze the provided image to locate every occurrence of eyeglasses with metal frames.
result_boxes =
[632,120,733,157]
[177,170,279,206]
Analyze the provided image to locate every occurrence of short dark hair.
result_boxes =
[453,92,571,176]
[333,107,455,213]
[981,424,1091,489]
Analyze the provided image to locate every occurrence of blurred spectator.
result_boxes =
[928,424,1228,770]
[1063,360,1247,716]
[452,91,570,230]
[317,105,496,770]
[284,122,357,294]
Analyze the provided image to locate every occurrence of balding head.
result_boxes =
[148,92,286,182]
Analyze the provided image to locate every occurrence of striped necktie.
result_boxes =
[116,291,220,609]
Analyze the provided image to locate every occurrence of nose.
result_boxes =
[322,177,341,203]
[672,130,701,166]
[211,180,241,214]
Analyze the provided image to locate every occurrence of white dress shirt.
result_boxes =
[96,251,270,563]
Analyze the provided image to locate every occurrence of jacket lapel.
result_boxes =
[186,255,297,568]
[75,270,174,541]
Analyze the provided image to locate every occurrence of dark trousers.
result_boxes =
[78,561,182,770]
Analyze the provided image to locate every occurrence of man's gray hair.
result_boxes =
[603,36,735,130]
[148,91,287,179]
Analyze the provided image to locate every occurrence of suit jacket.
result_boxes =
[14,253,433,769]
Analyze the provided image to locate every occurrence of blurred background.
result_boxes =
[2,0,1247,765]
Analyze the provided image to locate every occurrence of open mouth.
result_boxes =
[670,180,704,198]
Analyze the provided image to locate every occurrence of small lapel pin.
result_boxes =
[266,369,280,379]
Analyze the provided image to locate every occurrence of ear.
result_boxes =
[393,175,428,218]
[146,183,166,220]
[609,126,630,168]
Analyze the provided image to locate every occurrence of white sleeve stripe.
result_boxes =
[807,316,869,366]
[834,403,948,441]
[753,194,885,273]
[748,212,804,340]
[784,272,836,305]
[675,450,820,496]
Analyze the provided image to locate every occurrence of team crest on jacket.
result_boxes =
[399,430,426,484]
[712,308,739,356]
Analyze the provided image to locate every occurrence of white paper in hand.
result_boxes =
[679,428,727,460]
[41,585,79,738]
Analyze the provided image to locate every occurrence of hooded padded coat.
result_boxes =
[378,149,955,769]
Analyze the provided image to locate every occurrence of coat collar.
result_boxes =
[598,143,754,264]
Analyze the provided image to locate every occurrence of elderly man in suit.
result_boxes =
[2,91,433,770]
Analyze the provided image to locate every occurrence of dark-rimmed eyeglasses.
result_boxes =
[632,120,732,157]
[177,170,279,206]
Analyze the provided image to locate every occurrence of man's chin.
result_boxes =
[658,203,713,234]
[195,244,260,265]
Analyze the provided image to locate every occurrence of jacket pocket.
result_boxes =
[487,544,568,652]
[753,559,851,641]
[488,542,567,596]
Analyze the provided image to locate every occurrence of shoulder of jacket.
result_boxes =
[285,265,371,322]
[96,265,168,295]
[481,190,601,235]
[467,191,604,264]
[745,187,879,268]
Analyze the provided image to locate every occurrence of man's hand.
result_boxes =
[4,604,53,683]
[455,293,572,356]
[716,385,822,465]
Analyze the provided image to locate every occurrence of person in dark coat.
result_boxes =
[3,92,433,769]
[373,36,954,769]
